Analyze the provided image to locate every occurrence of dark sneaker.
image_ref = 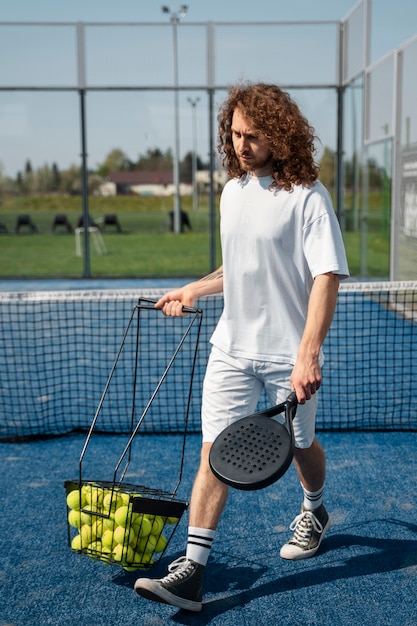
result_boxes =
[280,504,330,560]
[134,556,204,612]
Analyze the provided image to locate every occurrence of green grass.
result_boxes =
[0,193,390,279]
[0,195,222,278]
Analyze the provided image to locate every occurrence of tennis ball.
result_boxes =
[137,534,157,554]
[166,516,179,525]
[81,511,93,525]
[100,545,112,564]
[101,529,116,550]
[139,552,155,567]
[102,492,123,513]
[87,541,102,560]
[103,516,116,531]
[91,518,104,540]
[150,516,164,536]
[114,505,130,527]
[68,510,92,527]
[71,534,82,550]
[112,543,134,564]
[84,486,104,508]
[120,493,131,505]
[154,533,167,553]
[66,489,84,511]
[114,525,136,546]
[68,509,82,528]
[132,514,152,538]
[122,551,146,571]
[80,524,92,547]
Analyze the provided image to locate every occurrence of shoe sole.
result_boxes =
[280,517,330,561]
[134,579,202,612]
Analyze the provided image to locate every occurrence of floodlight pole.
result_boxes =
[79,89,90,278]
[77,22,91,278]
[187,97,200,211]
[162,5,188,234]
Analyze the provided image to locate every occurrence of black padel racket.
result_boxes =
[209,391,298,491]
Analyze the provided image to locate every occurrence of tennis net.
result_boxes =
[0,281,416,441]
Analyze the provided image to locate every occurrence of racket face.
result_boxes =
[209,414,294,491]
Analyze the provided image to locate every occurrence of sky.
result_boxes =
[1,0,417,179]
[2,0,417,60]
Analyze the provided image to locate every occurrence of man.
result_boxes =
[134,82,349,612]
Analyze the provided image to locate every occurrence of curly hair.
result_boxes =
[217,82,319,191]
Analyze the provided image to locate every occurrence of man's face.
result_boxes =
[231,107,273,177]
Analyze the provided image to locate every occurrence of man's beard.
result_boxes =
[238,154,272,174]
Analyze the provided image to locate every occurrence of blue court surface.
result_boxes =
[1,430,416,626]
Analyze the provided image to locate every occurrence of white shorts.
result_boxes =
[201,345,318,449]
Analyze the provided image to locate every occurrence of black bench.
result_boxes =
[15,214,37,234]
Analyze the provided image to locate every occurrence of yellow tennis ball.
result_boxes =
[114,505,130,527]
[114,525,136,546]
[101,529,116,550]
[71,534,82,550]
[66,489,84,511]
[123,551,146,571]
[102,492,123,514]
[81,511,93,525]
[68,509,82,528]
[84,486,104,508]
[91,518,104,540]
[139,552,155,567]
[120,493,131,505]
[100,545,112,564]
[103,516,116,531]
[68,509,92,527]
[80,524,92,547]
[150,516,164,536]
[112,543,134,564]
[166,516,179,524]
[137,534,157,554]
[133,514,152,538]
[153,533,167,553]
[87,541,102,560]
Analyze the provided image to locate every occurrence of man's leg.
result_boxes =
[293,437,325,492]
[135,347,261,611]
[134,443,228,612]
[188,443,228,528]
[280,438,330,560]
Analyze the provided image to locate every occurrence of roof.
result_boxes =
[106,170,173,185]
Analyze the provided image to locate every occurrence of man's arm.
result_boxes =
[290,272,340,404]
[155,266,224,316]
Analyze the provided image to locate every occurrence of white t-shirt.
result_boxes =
[210,174,350,365]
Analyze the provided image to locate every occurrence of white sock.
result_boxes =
[302,484,324,510]
[186,526,216,566]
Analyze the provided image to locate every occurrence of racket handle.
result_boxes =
[286,391,298,406]
[181,304,203,314]
[137,297,202,315]
[285,391,298,421]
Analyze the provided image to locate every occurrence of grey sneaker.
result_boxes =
[280,504,330,560]
[134,556,204,612]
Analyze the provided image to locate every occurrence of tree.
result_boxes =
[318,147,336,189]
[96,149,132,177]
[136,147,173,171]
[180,151,207,183]
[59,164,82,194]
[51,162,61,192]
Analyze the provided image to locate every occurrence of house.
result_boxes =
[96,169,228,197]
[97,170,191,197]
[196,169,229,194]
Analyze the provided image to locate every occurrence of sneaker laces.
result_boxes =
[159,556,196,584]
[288,510,324,547]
